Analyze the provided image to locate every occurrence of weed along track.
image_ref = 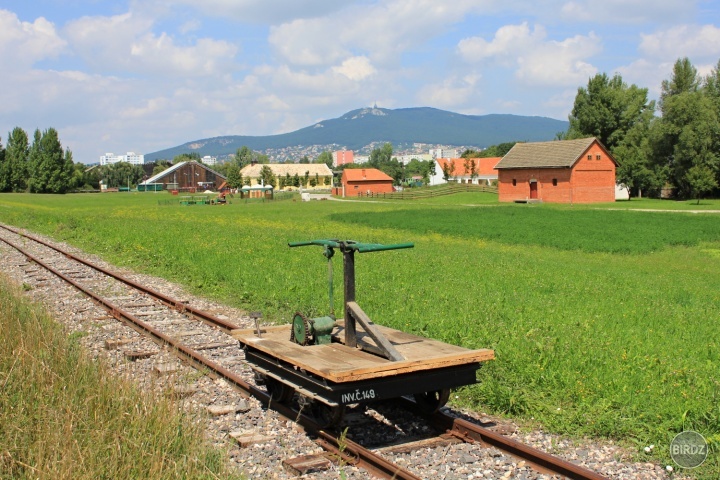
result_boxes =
[0,223,671,479]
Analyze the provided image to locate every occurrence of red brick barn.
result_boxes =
[341,168,394,196]
[495,138,617,203]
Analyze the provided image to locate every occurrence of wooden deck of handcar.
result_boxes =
[233,323,494,383]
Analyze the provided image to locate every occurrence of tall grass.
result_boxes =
[0,192,718,477]
[0,275,242,480]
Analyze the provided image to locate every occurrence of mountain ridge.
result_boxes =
[145,107,568,161]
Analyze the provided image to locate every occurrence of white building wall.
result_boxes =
[429,148,458,159]
[100,152,145,166]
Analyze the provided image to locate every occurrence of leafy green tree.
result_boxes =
[369,143,393,168]
[463,157,477,182]
[567,73,655,152]
[233,146,268,168]
[28,128,72,194]
[404,158,433,185]
[152,160,172,176]
[299,155,310,164]
[292,173,300,187]
[234,146,253,169]
[69,162,97,190]
[661,57,699,103]
[225,166,242,189]
[63,149,75,190]
[259,165,275,187]
[614,125,663,198]
[565,72,659,198]
[480,142,517,158]
[441,160,454,182]
[315,151,333,169]
[685,164,718,204]
[98,162,143,188]
[0,136,6,192]
[651,57,719,197]
[172,152,201,164]
[77,164,102,190]
[5,127,30,192]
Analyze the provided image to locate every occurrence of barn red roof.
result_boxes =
[343,168,393,181]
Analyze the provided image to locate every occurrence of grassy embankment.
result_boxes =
[0,275,243,480]
[0,191,718,477]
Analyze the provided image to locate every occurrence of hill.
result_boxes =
[145,107,568,161]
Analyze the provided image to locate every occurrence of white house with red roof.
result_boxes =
[429,157,501,186]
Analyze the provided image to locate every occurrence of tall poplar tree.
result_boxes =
[5,127,30,192]
[0,136,7,192]
[28,128,71,193]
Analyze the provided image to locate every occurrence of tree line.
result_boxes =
[0,127,152,192]
[562,57,720,201]
[0,127,75,193]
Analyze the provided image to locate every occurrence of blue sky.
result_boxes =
[1,0,719,163]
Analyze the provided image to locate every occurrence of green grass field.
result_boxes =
[0,191,718,477]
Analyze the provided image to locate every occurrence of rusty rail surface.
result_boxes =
[426,409,609,479]
[0,225,608,480]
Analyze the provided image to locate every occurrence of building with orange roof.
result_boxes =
[429,157,501,186]
[495,138,617,203]
[340,168,394,196]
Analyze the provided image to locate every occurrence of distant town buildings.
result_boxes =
[429,148,458,159]
[202,155,218,166]
[100,152,145,166]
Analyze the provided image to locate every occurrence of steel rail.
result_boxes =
[429,411,609,480]
[0,230,421,480]
[0,224,241,333]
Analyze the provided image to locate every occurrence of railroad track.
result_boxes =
[0,223,609,480]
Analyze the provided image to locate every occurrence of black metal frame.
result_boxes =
[244,344,481,406]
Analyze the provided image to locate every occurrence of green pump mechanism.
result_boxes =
[287,239,413,355]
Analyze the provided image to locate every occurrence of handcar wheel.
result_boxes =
[413,389,451,414]
[265,377,295,404]
[312,402,345,428]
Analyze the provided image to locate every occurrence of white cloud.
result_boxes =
[417,74,481,108]
[458,23,545,68]
[458,22,601,86]
[269,0,494,68]
[0,10,66,69]
[332,56,377,81]
[639,24,720,59]
[64,12,237,77]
